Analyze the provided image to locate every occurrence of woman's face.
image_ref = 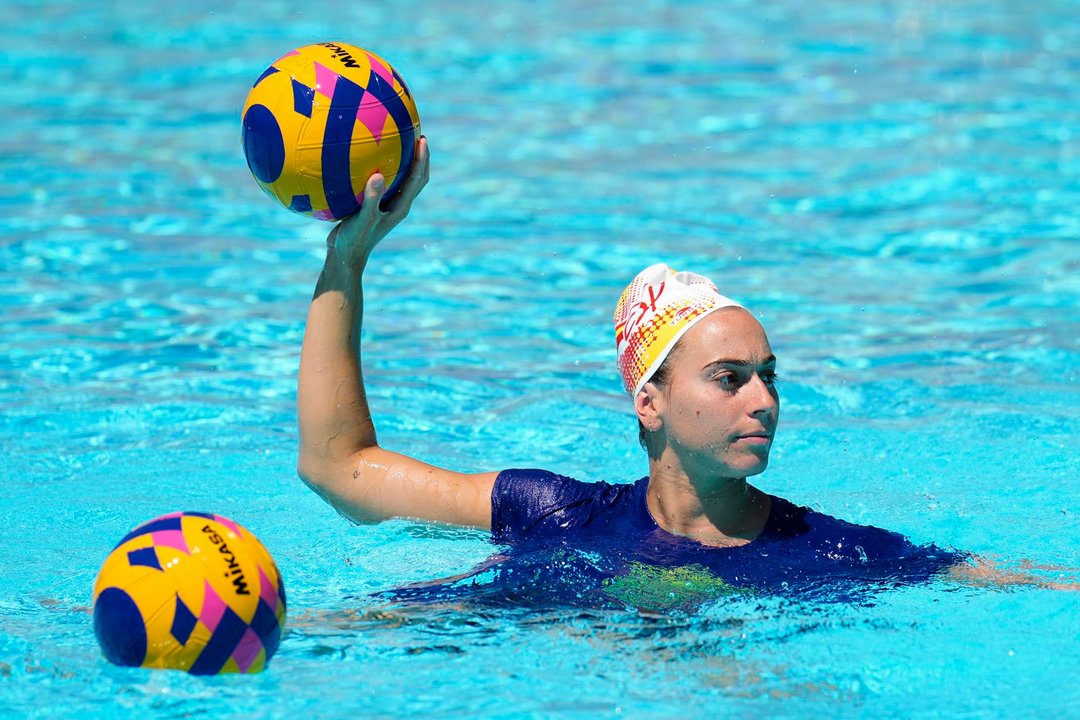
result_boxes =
[652,308,779,479]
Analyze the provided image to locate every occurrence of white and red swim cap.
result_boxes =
[614,263,742,396]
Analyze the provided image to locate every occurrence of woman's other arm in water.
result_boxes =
[296,138,498,527]
[947,557,1080,591]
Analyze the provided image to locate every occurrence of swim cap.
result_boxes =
[614,263,742,396]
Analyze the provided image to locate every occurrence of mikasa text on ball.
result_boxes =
[241,41,421,221]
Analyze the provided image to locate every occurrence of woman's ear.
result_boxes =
[634,382,665,433]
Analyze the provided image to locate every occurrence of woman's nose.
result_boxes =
[746,373,778,417]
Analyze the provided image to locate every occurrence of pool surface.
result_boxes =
[2,0,1078,717]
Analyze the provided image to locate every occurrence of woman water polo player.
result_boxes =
[296,137,1063,604]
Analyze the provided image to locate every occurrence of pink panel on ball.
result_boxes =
[231,628,265,673]
[199,580,227,631]
[366,52,394,85]
[151,529,189,555]
[356,101,389,144]
[314,61,339,99]
[258,566,278,612]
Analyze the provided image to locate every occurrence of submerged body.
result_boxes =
[383,470,963,610]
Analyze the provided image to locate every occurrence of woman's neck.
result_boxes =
[646,458,771,547]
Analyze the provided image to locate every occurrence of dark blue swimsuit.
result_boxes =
[385,469,965,610]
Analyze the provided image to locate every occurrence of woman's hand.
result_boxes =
[327,136,430,268]
[949,557,1080,591]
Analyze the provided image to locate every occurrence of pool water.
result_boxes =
[3,0,1079,716]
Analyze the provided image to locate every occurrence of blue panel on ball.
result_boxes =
[94,588,147,667]
[187,607,249,676]
[291,78,314,118]
[126,546,162,571]
[170,594,198,646]
[365,70,397,102]
[391,67,412,99]
[115,515,182,549]
[251,599,282,658]
[252,65,279,88]
[289,194,312,213]
[373,75,417,207]
[322,75,366,219]
[242,104,285,184]
[250,598,278,637]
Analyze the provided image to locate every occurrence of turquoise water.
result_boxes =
[3,0,1079,716]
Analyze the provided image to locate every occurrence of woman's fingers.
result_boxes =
[404,136,430,198]
[364,172,388,210]
[381,136,429,217]
[326,138,429,259]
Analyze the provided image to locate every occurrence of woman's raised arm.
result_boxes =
[296,138,498,527]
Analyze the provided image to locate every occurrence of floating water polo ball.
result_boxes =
[241,41,421,221]
[92,512,287,675]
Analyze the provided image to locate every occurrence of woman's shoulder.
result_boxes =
[761,494,812,537]
[491,469,644,543]
[764,494,915,556]
[765,493,967,565]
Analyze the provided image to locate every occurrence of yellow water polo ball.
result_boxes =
[92,512,286,675]
[241,41,421,221]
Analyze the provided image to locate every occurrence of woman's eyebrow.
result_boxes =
[703,355,777,371]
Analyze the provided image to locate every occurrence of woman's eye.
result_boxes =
[712,369,777,389]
